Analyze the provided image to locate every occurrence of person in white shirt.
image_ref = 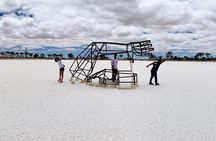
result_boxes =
[55,58,65,83]
[111,54,118,82]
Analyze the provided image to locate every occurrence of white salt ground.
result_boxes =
[0,60,216,141]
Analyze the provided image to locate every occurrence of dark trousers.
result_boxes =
[150,71,158,84]
[112,69,118,82]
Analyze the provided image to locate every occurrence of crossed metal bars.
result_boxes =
[69,40,153,85]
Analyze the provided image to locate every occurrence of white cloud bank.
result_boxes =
[0,0,216,55]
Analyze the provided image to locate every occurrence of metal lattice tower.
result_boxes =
[69,40,154,86]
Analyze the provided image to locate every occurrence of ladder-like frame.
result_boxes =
[69,40,154,86]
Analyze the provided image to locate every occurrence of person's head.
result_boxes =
[114,54,117,59]
[55,58,59,62]
[158,57,162,63]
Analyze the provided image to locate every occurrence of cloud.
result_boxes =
[0,0,216,56]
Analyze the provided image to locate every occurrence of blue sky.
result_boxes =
[0,0,216,57]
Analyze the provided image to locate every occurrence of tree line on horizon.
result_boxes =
[163,51,214,61]
[0,51,75,59]
[0,51,215,61]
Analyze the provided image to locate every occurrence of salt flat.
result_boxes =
[0,60,216,141]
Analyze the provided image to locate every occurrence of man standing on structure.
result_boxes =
[111,54,118,82]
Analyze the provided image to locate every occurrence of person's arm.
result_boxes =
[111,59,114,69]
[161,59,166,64]
[146,62,154,68]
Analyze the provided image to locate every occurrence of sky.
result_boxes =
[0,0,216,56]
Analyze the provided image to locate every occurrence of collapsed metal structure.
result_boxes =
[69,40,154,87]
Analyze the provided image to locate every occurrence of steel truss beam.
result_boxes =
[69,40,154,86]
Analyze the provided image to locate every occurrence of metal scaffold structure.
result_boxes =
[69,40,154,87]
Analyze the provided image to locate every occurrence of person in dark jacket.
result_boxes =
[146,58,165,85]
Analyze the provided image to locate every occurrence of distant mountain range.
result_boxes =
[0,44,202,58]
[0,45,88,58]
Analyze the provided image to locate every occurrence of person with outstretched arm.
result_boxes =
[146,58,165,85]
